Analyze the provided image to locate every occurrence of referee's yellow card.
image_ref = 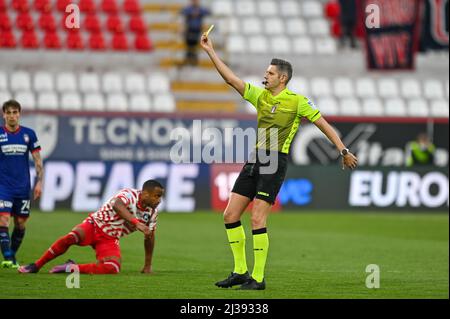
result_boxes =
[205,24,215,37]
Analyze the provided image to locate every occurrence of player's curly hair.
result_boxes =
[2,99,22,113]
[143,180,164,192]
[270,58,293,84]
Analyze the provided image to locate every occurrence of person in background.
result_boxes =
[338,0,358,49]
[406,132,436,166]
[180,0,210,66]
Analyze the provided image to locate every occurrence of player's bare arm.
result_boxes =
[200,34,245,96]
[31,150,44,200]
[112,199,150,236]
[313,117,358,170]
[141,231,155,274]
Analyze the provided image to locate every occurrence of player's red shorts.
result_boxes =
[73,217,121,262]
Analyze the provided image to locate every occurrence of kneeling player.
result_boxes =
[18,180,164,274]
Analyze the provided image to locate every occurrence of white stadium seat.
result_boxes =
[212,0,233,16]
[147,73,170,94]
[445,80,449,98]
[15,91,35,109]
[362,98,384,116]
[400,79,421,98]
[125,73,146,94]
[129,94,152,112]
[302,1,322,17]
[339,98,361,116]
[315,38,336,55]
[378,78,399,98]
[317,97,339,116]
[227,35,245,53]
[280,1,300,17]
[258,1,278,17]
[33,71,54,92]
[270,36,291,54]
[430,99,449,117]
[356,78,377,98]
[37,92,59,110]
[286,19,307,36]
[311,77,332,97]
[242,18,262,35]
[0,91,12,103]
[423,79,444,99]
[79,72,100,93]
[288,77,309,96]
[61,92,82,110]
[153,94,176,112]
[226,17,240,34]
[235,0,256,16]
[56,72,77,92]
[84,93,105,111]
[102,72,123,93]
[309,19,329,36]
[292,37,314,54]
[264,18,285,35]
[10,71,31,92]
[249,35,268,53]
[333,77,354,98]
[106,93,128,111]
[407,99,429,117]
[384,98,407,116]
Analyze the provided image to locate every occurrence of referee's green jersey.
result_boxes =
[244,82,322,154]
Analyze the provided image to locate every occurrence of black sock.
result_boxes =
[11,227,25,258]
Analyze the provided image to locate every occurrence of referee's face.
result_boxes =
[3,107,20,130]
[264,65,285,89]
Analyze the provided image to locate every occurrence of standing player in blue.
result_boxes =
[0,99,44,268]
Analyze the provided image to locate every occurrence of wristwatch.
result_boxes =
[340,148,349,156]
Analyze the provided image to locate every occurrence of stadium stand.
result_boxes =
[0,0,448,118]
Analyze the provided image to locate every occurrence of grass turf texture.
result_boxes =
[0,210,448,299]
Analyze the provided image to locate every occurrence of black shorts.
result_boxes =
[231,151,288,205]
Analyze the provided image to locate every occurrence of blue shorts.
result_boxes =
[0,194,31,219]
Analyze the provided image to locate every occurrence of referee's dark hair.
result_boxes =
[142,180,164,192]
[2,99,22,113]
[270,58,293,84]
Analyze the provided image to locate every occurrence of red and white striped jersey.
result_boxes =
[89,188,158,239]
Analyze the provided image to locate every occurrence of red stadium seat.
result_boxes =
[56,0,71,12]
[66,30,84,50]
[16,12,34,31]
[101,0,118,14]
[38,12,56,31]
[128,14,146,33]
[134,33,152,51]
[0,0,7,12]
[0,12,12,30]
[43,31,61,49]
[123,0,141,14]
[111,32,128,51]
[79,0,96,13]
[21,30,39,48]
[89,32,107,50]
[34,0,52,12]
[84,13,101,32]
[12,0,30,12]
[106,14,124,33]
[0,30,17,48]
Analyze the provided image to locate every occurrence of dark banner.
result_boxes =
[420,0,449,51]
[290,120,449,167]
[363,0,422,70]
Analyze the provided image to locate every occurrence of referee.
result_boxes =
[200,34,358,290]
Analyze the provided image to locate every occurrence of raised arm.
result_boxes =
[313,117,358,170]
[31,151,44,200]
[200,34,246,96]
[141,231,155,274]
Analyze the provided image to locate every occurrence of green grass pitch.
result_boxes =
[0,210,448,299]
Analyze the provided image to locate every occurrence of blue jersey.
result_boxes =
[0,126,41,197]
